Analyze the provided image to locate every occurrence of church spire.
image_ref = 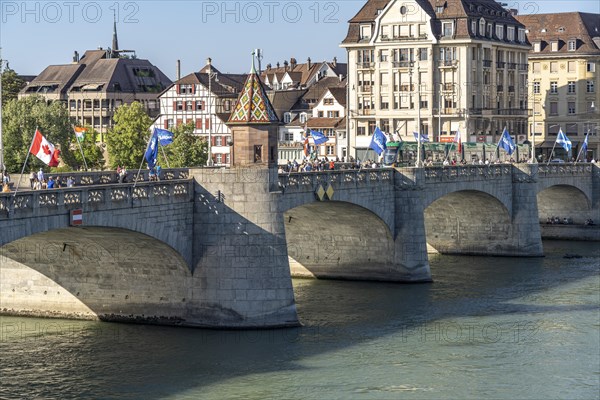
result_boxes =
[111,11,119,57]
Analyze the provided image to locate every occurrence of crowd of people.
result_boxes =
[27,169,75,190]
[546,216,574,225]
[278,157,383,174]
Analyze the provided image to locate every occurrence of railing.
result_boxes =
[497,85,504,92]
[359,85,372,93]
[423,165,512,182]
[537,163,594,177]
[497,108,528,116]
[392,61,413,68]
[279,169,393,189]
[0,179,194,218]
[440,60,458,67]
[519,63,528,71]
[483,60,492,67]
[497,61,506,68]
[508,86,515,92]
[357,109,374,116]
[357,62,375,69]
[507,62,517,70]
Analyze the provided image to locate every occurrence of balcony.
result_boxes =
[357,109,374,116]
[497,108,528,116]
[507,62,517,70]
[359,86,373,93]
[357,62,375,69]
[519,63,528,71]
[483,60,492,68]
[441,83,455,91]
[497,61,506,69]
[381,34,428,41]
[497,85,504,92]
[398,84,414,92]
[392,61,413,68]
[508,86,515,92]
[443,108,457,114]
[439,60,458,68]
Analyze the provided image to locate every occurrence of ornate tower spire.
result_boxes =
[112,11,119,57]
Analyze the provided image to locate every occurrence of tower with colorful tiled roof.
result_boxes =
[227,54,280,166]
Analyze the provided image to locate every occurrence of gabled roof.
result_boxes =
[516,12,600,55]
[327,87,347,107]
[228,61,279,125]
[307,117,345,129]
[21,64,85,94]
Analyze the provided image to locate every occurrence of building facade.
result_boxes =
[342,0,531,160]
[516,12,600,161]
[152,59,246,166]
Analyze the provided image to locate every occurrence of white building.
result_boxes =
[341,0,531,160]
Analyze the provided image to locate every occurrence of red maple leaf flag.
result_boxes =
[30,129,60,167]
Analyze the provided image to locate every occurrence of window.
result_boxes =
[588,62,596,72]
[507,26,514,41]
[178,84,193,94]
[283,113,292,123]
[442,22,453,37]
[518,28,525,43]
[496,25,504,39]
[471,20,476,34]
[418,48,428,61]
[533,42,541,52]
[568,61,576,73]
[196,101,204,111]
[437,6,444,13]
[551,41,559,52]
[176,101,183,111]
[568,102,576,115]
[550,81,558,94]
[568,81,576,94]
[216,136,223,146]
[479,18,486,35]
[550,102,558,115]
[186,101,193,111]
[587,81,595,93]
[361,25,372,40]
[380,50,388,62]
[327,111,340,118]
[380,97,389,110]
[357,126,366,136]
[216,154,222,164]
[533,62,541,73]
[550,62,558,73]
[299,113,308,123]
[326,145,335,156]
[318,111,324,117]
[568,40,576,51]
[533,82,540,94]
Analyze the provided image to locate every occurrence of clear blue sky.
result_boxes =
[1,1,599,79]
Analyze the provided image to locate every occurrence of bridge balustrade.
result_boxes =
[423,165,512,182]
[278,169,393,190]
[536,163,594,177]
[0,180,193,219]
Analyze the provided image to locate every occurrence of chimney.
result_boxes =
[284,60,289,71]
[290,57,297,69]
[276,62,280,68]
[332,57,337,68]
[207,57,212,67]
[266,63,272,70]
[307,57,312,69]
[73,50,80,63]
[176,59,181,81]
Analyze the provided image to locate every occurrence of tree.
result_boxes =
[2,95,76,173]
[161,122,208,168]
[71,127,105,170]
[1,67,25,105]
[106,102,153,169]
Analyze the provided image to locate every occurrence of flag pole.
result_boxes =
[74,127,89,171]
[133,133,153,188]
[574,130,589,163]
[160,145,170,168]
[546,140,558,166]
[10,127,38,214]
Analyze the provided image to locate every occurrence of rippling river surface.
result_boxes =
[1,240,599,400]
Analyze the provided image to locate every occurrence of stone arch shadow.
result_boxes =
[0,227,193,324]
[282,200,402,281]
[537,185,592,224]
[423,190,514,256]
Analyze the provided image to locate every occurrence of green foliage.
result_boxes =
[2,95,76,173]
[1,67,25,105]
[105,102,152,169]
[161,122,208,168]
[71,127,105,170]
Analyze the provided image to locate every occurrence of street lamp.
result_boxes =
[206,57,218,167]
[0,49,6,171]
[410,58,422,167]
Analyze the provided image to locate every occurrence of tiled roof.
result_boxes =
[328,87,347,107]
[516,12,600,55]
[21,64,85,94]
[228,62,279,125]
[307,117,345,129]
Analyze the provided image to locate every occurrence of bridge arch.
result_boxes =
[424,190,513,255]
[0,227,192,323]
[537,185,591,224]
[283,201,397,281]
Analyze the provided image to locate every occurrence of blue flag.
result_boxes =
[582,132,589,154]
[413,132,429,143]
[370,127,387,156]
[556,129,572,152]
[145,130,159,169]
[310,130,329,145]
[155,128,174,146]
[499,127,516,155]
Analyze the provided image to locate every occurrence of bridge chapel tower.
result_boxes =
[227,56,280,167]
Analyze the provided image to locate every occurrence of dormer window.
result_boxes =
[479,18,486,35]
[507,26,515,41]
[360,25,372,40]
[551,40,559,52]
[568,39,577,51]
[518,28,526,43]
[558,27,565,33]
[283,112,292,124]
[437,6,444,13]
[496,24,504,39]
[533,41,541,52]
[442,21,453,37]
[299,113,308,124]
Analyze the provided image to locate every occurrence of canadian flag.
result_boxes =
[30,129,61,167]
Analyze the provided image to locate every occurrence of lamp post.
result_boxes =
[206,58,218,167]
[0,49,5,171]
[530,83,538,163]
[411,58,422,167]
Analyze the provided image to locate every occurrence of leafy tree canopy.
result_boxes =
[2,95,76,173]
[106,102,152,169]
[1,67,25,105]
[161,122,208,168]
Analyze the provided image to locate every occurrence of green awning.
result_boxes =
[398,142,419,151]
[463,142,480,149]
[424,143,448,151]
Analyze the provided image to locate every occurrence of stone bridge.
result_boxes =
[1,164,598,328]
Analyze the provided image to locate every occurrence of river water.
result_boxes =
[1,240,598,399]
